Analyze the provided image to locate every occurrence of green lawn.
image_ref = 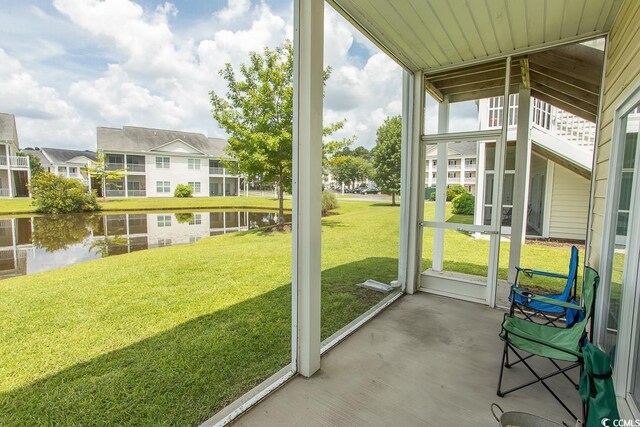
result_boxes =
[0,200,580,426]
[0,201,397,426]
[0,195,291,216]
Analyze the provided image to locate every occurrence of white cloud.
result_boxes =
[216,0,251,22]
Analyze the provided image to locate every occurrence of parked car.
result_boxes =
[361,187,380,194]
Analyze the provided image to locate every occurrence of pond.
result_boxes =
[0,210,291,280]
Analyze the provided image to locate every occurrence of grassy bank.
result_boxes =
[0,195,290,216]
[0,201,397,426]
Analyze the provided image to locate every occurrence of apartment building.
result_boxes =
[97,126,243,198]
[23,147,96,188]
[0,113,30,198]
[426,95,597,241]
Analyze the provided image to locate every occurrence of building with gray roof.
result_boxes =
[0,113,30,198]
[96,126,242,198]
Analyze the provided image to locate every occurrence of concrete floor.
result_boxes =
[235,293,581,426]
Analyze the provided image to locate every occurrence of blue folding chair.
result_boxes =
[509,245,580,327]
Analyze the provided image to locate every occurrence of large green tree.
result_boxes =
[372,116,402,205]
[328,155,373,189]
[210,41,343,225]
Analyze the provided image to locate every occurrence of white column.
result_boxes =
[432,98,450,271]
[237,177,240,196]
[460,157,466,186]
[507,87,532,283]
[222,173,226,197]
[6,145,14,197]
[25,156,31,197]
[292,0,323,378]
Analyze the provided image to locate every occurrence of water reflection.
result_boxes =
[0,211,289,280]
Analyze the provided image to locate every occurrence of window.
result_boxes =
[432,160,437,166]
[107,154,122,164]
[465,159,476,166]
[188,159,200,170]
[189,236,201,244]
[156,181,170,193]
[157,215,171,227]
[189,214,202,225]
[447,172,457,179]
[69,167,77,174]
[448,159,457,166]
[432,172,436,178]
[188,181,201,193]
[157,238,172,247]
[155,157,170,168]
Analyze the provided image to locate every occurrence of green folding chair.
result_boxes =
[497,266,600,421]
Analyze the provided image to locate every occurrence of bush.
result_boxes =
[30,173,99,214]
[446,184,467,202]
[174,184,193,198]
[321,191,338,216]
[429,192,436,201]
[451,192,475,215]
[175,213,193,224]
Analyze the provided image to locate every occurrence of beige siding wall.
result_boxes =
[589,0,640,267]
[549,165,590,241]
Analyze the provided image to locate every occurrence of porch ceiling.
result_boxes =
[328,0,622,74]
[425,43,604,122]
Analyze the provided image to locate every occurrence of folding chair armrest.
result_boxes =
[511,287,584,311]
[514,266,569,280]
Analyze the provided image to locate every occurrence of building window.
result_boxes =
[188,181,201,193]
[188,159,201,170]
[155,157,170,168]
[447,172,458,179]
[107,154,122,164]
[69,167,77,174]
[157,215,171,227]
[432,172,437,178]
[156,181,170,193]
[448,159,457,166]
[157,238,172,247]
[432,160,437,166]
[189,213,202,225]
[189,236,201,243]
[465,159,476,166]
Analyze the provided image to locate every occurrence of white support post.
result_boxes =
[237,177,240,196]
[432,98,450,272]
[292,0,323,378]
[25,156,31,197]
[222,172,226,197]
[400,70,425,294]
[507,87,532,284]
[6,145,14,198]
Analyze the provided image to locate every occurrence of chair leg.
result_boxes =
[497,339,509,397]
[501,344,580,420]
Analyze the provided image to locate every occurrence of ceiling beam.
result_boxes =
[528,62,600,95]
[528,50,602,87]
[424,78,444,103]
[530,69,599,107]
[531,87,597,123]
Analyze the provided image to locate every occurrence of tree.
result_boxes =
[372,116,402,205]
[328,155,373,188]
[210,40,343,226]
[174,184,193,198]
[451,192,475,215]
[84,151,126,201]
[30,173,100,214]
[24,153,45,177]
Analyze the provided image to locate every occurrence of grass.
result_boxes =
[0,199,581,426]
[0,195,291,216]
[0,201,397,426]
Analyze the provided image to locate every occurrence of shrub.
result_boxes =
[429,192,436,201]
[30,173,99,214]
[451,192,475,215]
[446,184,467,201]
[175,212,194,224]
[174,184,193,198]
[321,191,338,216]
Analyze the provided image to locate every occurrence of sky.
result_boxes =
[0,0,478,151]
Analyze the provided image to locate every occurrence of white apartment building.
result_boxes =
[97,126,243,198]
[0,113,30,198]
[426,95,597,241]
[23,147,96,188]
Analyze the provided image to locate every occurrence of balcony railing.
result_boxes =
[209,167,225,175]
[105,189,126,197]
[106,163,125,171]
[127,190,146,197]
[1,156,29,168]
[0,188,9,197]
[126,164,145,172]
[447,164,461,170]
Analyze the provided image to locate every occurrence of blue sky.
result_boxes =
[0,1,476,150]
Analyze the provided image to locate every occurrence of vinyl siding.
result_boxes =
[549,165,590,241]
[589,0,640,267]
